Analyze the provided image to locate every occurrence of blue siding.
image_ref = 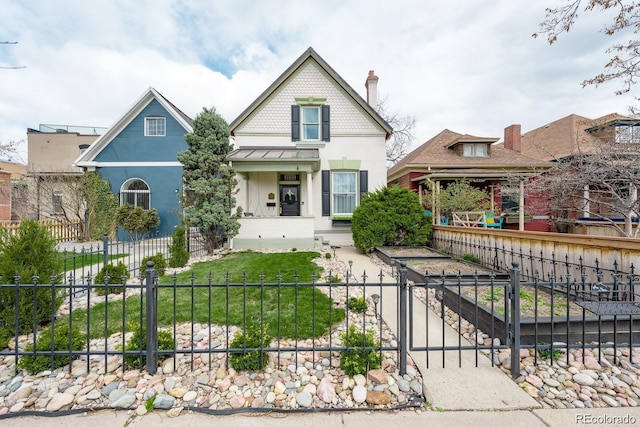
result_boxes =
[95,99,188,162]
[99,166,183,238]
[92,97,190,239]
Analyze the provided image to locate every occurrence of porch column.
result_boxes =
[306,172,313,215]
[519,179,525,231]
[435,180,441,225]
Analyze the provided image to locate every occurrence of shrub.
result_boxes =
[116,204,160,241]
[462,254,481,264]
[17,323,85,375]
[325,252,331,259]
[347,296,368,314]
[351,186,432,253]
[229,324,272,371]
[122,322,174,369]
[538,343,563,361]
[339,324,383,376]
[141,253,167,277]
[0,220,64,336]
[168,224,189,268]
[94,262,129,295]
[0,327,11,350]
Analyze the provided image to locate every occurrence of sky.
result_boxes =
[0,0,637,164]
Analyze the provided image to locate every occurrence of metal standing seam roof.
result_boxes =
[226,147,319,161]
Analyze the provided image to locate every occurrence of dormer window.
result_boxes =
[145,117,166,136]
[462,143,488,157]
[615,125,640,144]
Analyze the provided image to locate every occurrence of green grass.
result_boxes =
[59,252,128,271]
[59,251,346,340]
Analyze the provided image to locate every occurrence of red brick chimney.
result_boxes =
[365,70,379,110]
[504,124,522,153]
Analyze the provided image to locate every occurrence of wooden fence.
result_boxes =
[0,219,82,242]
[432,225,640,282]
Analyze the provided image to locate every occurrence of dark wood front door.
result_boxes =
[280,185,300,216]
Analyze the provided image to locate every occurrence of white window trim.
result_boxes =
[301,106,321,141]
[331,171,358,215]
[144,117,166,137]
[120,178,151,209]
[462,143,488,157]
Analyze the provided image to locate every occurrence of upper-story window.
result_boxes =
[145,117,166,136]
[302,107,320,140]
[462,143,488,157]
[291,103,330,142]
[615,125,640,144]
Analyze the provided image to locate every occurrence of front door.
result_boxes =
[280,185,300,216]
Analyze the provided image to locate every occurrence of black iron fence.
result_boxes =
[410,259,640,374]
[0,263,400,378]
[57,229,208,296]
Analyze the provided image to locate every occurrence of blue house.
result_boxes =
[74,87,193,239]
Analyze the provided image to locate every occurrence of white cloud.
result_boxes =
[0,0,635,162]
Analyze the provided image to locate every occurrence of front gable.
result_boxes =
[94,99,189,162]
[74,87,193,167]
[230,48,392,144]
[233,60,386,140]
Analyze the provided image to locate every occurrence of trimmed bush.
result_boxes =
[141,253,167,277]
[0,220,64,337]
[94,262,129,295]
[347,296,368,314]
[339,324,383,376]
[168,224,189,268]
[351,186,432,253]
[462,253,481,264]
[229,324,272,371]
[122,323,174,369]
[17,323,85,375]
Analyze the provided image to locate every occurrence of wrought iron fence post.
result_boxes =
[399,260,408,375]
[145,261,158,374]
[102,233,109,267]
[509,261,521,377]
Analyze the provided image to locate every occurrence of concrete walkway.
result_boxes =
[335,246,540,412]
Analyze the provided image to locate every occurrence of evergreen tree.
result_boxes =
[177,107,241,253]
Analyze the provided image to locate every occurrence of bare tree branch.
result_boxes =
[376,95,416,166]
[533,0,640,94]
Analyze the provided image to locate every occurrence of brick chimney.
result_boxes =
[365,70,379,110]
[504,124,522,153]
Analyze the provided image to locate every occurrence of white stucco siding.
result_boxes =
[235,61,381,137]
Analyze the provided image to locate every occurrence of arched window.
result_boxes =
[120,178,150,210]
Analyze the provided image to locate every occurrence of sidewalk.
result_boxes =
[7,406,640,427]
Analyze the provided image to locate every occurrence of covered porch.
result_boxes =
[227,146,321,249]
[414,168,537,232]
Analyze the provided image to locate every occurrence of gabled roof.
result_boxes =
[515,113,630,161]
[229,47,392,139]
[387,129,549,182]
[73,87,193,166]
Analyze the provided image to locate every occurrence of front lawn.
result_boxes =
[61,251,346,340]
